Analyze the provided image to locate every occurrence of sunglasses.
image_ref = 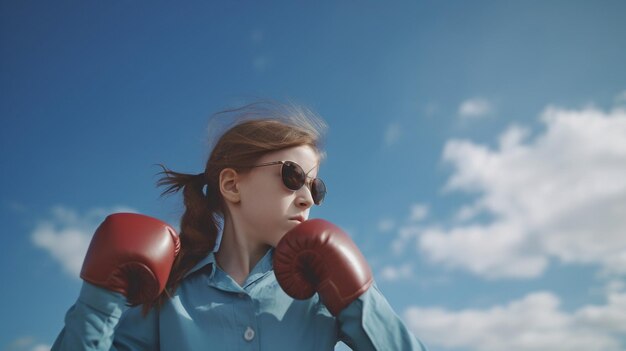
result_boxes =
[248,160,326,205]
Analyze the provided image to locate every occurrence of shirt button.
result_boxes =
[243,327,255,341]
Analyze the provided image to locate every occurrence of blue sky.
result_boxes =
[2,1,626,350]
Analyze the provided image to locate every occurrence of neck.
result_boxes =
[215,216,270,286]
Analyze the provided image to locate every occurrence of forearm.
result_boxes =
[337,283,427,351]
[51,282,128,351]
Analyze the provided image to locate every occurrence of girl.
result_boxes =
[51,102,426,350]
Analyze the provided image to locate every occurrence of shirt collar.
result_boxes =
[248,247,274,279]
[184,251,217,279]
[182,247,275,281]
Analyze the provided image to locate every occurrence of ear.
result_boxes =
[219,168,241,204]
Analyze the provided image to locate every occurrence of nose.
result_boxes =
[296,185,314,208]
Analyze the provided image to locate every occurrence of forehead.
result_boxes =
[257,145,320,174]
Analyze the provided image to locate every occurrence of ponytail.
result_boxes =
[145,165,222,314]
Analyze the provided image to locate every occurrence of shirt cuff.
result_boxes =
[78,281,130,318]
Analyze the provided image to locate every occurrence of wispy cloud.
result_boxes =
[4,201,28,213]
[379,263,413,282]
[391,225,420,256]
[31,205,137,278]
[252,55,271,72]
[384,122,402,146]
[409,203,429,222]
[458,98,493,119]
[250,29,264,44]
[250,29,270,72]
[377,218,396,233]
[405,281,626,351]
[396,105,626,279]
[5,336,50,351]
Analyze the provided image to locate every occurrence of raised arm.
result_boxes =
[51,213,179,350]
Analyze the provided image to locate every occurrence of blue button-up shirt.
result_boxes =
[52,248,426,350]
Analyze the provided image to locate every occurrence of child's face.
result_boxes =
[237,145,320,247]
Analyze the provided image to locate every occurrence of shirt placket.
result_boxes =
[233,290,260,350]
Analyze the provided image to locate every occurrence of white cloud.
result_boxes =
[5,336,50,351]
[414,105,626,279]
[409,204,429,222]
[384,122,402,146]
[420,221,548,279]
[378,218,395,233]
[391,225,420,256]
[379,263,413,282]
[458,98,493,119]
[6,337,35,349]
[387,204,428,255]
[405,284,626,351]
[31,205,136,278]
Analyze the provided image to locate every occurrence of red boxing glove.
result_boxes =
[80,213,180,305]
[274,219,373,316]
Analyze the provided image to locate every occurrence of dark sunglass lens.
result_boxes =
[282,162,305,190]
[311,179,326,205]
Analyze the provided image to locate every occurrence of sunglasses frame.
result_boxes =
[247,160,326,205]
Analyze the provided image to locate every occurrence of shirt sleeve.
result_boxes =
[336,282,427,351]
[51,282,159,351]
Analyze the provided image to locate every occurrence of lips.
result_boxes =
[289,215,305,223]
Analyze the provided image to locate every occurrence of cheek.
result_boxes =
[240,178,290,220]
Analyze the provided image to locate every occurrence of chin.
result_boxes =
[272,229,290,246]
